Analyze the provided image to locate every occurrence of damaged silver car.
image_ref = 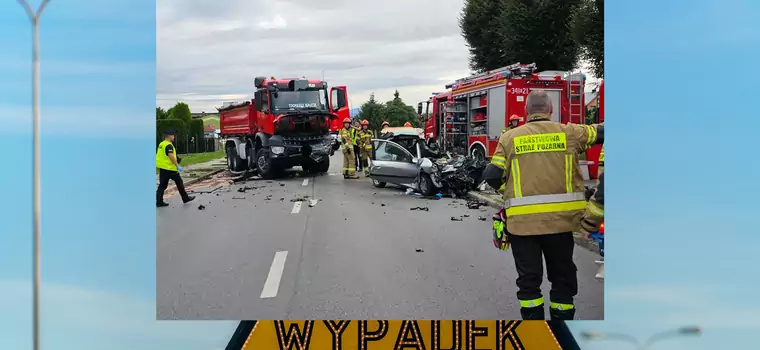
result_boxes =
[368,129,486,197]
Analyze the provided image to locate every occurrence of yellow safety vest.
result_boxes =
[156,140,177,171]
[339,128,354,146]
[599,145,604,163]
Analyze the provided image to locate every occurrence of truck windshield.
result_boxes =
[271,89,328,112]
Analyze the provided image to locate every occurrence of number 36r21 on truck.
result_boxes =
[218,76,351,178]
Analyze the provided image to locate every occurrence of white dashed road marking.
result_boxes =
[291,201,302,214]
[260,251,288,299]
[302,179,309,186]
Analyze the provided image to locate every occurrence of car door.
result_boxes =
[369,139,419,185]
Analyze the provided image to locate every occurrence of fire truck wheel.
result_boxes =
[226,146,244,172]
[256,147,276,179]
[246,144,256,171]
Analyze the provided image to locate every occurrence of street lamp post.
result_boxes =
[17,1,51,350]
[581,326,702,350]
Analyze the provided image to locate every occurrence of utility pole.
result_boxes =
[17,2,51,350]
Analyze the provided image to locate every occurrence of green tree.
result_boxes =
[459,0,508,72]
[156,106,168,120]
[381,90,420,128]
[169,102,192,124]
[356,93,387,132]
[570,0,604,78]
[460,0,581,72]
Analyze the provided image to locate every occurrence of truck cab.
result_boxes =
[219,77,350,178]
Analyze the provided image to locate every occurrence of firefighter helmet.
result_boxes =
[509,114,520,121]
[403,121,412,127]
[361,119,369,126]
[343,117,351,123]
[382,121,390,126]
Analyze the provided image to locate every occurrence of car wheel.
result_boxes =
[372,179,386,188]
[418,173,435,196]
[471,145,486,163]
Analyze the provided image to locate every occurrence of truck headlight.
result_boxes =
[271,146,285,154]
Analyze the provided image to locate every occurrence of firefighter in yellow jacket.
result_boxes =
[502,114,521,134]
[358,120,374,177]
[338,118,359,179]
[482,90,604,320]
[581,145,605,235]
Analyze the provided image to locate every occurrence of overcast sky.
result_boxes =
[157,0,599,113]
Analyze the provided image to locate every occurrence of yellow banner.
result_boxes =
[240,320,562,350]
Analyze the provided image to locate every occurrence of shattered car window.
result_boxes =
[375,142,412,163]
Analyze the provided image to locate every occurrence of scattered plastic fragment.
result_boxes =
[450,216,463,221]
[415,248,424,252]
[410,207,429,211]
[197,205,206,210]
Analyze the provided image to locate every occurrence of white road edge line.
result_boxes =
[302,179,309,186]
[260,251,288,299]
[291,201,302,214]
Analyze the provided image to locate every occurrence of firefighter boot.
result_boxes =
[519,306,545,320]
[549,307,576,320]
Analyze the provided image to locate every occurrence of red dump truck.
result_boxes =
[219,76,350,178]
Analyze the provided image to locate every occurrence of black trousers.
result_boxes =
[509,232,578,305]
[156,168,190,203]
[354,145,362,170]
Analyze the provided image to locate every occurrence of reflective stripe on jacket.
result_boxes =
[156,140,177,171]
[358,130,373,149]
[491,114,603,235]
[338,128,354,148]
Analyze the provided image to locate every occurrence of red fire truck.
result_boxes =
[419,62,585,161]
[219,76,350,178]
[585,79,604,179]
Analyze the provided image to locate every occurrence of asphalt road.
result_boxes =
[156,152,604,320]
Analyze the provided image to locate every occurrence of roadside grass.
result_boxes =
[156,150,225,174]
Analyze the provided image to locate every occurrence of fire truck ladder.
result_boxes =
[453,62,538,85]
[568,72,585,124]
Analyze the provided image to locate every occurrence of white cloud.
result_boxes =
[259,14,287,29]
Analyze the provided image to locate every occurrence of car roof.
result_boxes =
[380,127,424,138]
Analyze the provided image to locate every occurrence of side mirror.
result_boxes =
[417,102,423,115]
[253,91,262,111]
[412,157,419,164]
[336,89,347,109]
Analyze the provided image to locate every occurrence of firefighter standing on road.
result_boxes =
[482,90,604,320]
[580,146,605,236]
[358,120,374,177]
[502,114,522,134]
[156,129,196,207]
[352,120,362,172]
[339,118,359,179]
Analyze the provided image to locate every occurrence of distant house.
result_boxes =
[191,112,208,119]
[203,125,216,138]
[585,92,599,108]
